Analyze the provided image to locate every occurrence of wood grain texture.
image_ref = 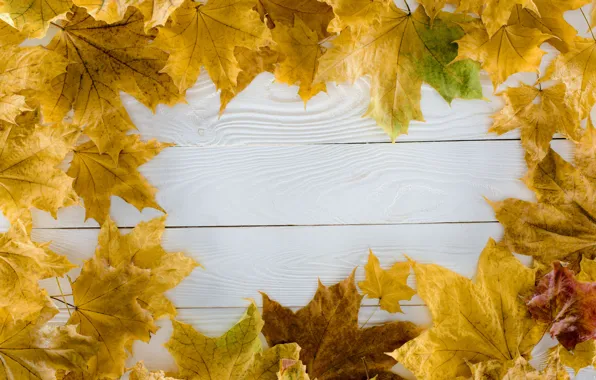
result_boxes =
[37,223,506,308]
[2,139,571,230]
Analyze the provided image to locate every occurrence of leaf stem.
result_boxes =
[360,301,380,329]
[404,0,412,14]
[54,278,72,316]
[361,357,370,379]
[580,8,596,41]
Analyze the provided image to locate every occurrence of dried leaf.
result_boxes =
[262,272,420,380]
[155,0,271,96]
[318,5,482,141]
[277,359,310,380]
[358,250,415,314]
[0,94,32,124]
[128,361,182,380]
[454,20,551,89]
[391,239,545,379]
[96,216,199,319]
[66,136,172,225]
[0,111,79,229]
[0,19,25,47]
[527,262,596,349]
[490,83,580,163]
[41,6,182,159]
[68,254,157,378]
[256,0,333,38]
[0,0,72,38]
[166,302,301,380]
[322,0,390,32]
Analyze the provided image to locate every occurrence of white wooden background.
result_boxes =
[3,3,596,378]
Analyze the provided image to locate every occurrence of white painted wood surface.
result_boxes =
[6,3,596,378]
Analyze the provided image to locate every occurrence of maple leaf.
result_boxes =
[68,253,157,378]
[0,94,32,124]
[492,355,569,380]
[95,216,199,319]
[322,0,390,32]
[271,17,327,104]
[0,19,25,47]
[391,239,546,379]
[481,0,540,37]
[277,360,310,380]
[358,250,415,314]
[219,46,278,112]
[527,262,596,349]
[136,0,185,31]
[0,220,75,320]
[72,0,184,29]
[41,6,182,159]
[155,0,271,96]
[0,110,79,229]
[544,35,596,119]
[491,128,596,271]
[66,135,172,225]
[0,0,72,38]
[128,361,182,380]
[166,301,301,380]
[0,303,97,380]
[318,5,482,141]
[454,19,551,89]
[256,0,333,38]
[261,272,420,380]
[490,83,580,163]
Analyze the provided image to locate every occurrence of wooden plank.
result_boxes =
[38,223,507,308]
[6,139,571,229]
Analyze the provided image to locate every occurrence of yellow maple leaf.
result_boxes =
[66,135,171,225]
[136,0,185,31]
[322,0,390,32]
[0,0,72,38]
[0,220,75,320]
[272,17,327,104]
[544,35,596,119]
[256,0,333,38]
[0,110,79,229]
[68,254,157,378]
[96,216,199,319]
[155,0,271,96]
[0,94,32,124]
[166,301,301,380]
[391,239,545,379]
[490,83,580,163]
[454,19,551,89]
[128,361,182,380]
[41,6,182,159]
[358,250,415,313]
[0,18,25,47]
[470,354,569,379]
[219,46,278,112]
[0,304,97,379]
[318,5,482,140]
[482,0,540,37]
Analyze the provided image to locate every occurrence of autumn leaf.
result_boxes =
[66,136,172,225]
[358,250,415,314]
[544,35,596,119]
[68,254,157,378]
[498,355,568,380]
[322,0,390,32]
[166,301,301,380]
[527,262,596,349]
[0,220,74,320]
[0,19,25,47]
[277,360,310,380]
[219,46,278,112]
[391,239,546,379]
[0,110,79,229]
[155,0,271,96]
[136,0,185,31]
[0,303,97,380]
[454,19,551,89]
[95,216,199,319]
[271,17,327,104]
[262,272,420,380]
[491,135,596,271]
[256,0,333,38]
[0,94,32,124]
[0,0,72,38]
[490,83,580,163]
[481,0,540,37]
[41,6,182,159]
[128,361,182,380]
[318,5,482,141]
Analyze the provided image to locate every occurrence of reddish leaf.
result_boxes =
[527,262,596,349]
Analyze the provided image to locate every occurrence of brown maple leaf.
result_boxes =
[527,262,596,349]
[261,272,420,380]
